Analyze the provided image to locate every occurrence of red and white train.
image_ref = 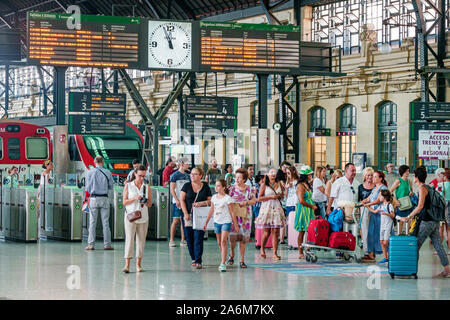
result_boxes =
[0,119,144,186]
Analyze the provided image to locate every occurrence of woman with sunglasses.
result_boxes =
[180,167,212,269]
[122,165,152,273]
[362,170,388,262]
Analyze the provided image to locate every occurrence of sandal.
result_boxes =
[191,261,196,266]
[240,262,247,269]
[433,271,450,278]
[226,256,234,265]
[260,253,266,259]
[196,263,202,269]
[273,255,281,261]
[298,254,305,260]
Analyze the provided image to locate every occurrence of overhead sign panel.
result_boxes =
[0,29,21,61]
[27,12,141,68]
[185,95,237,117]
[410,101,450,121]
[198,21,301,74]
[184,95,237,135]
[68,92,126,135]
[410,122,450,140]
[418,130,450,160]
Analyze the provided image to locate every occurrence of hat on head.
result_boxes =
[299,165,313,175]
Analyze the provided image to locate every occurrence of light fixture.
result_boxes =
[322,78,326,86]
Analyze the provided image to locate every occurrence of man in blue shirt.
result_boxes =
[85,156,114,250]
[169,158,190,247]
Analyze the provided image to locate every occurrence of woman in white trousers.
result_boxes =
[122,165,152,273]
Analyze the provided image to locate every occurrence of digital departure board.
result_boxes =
[68,92,126,135]
[184,95,237,135]
[185,95,237,117]
[410,101,450,121]
[27,12,141,68]
[198,22,301,74]
[0,29,21,61]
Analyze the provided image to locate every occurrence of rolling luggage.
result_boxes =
[288,211,299,249]
[306,216,329,247]
[388,218,418,279]
[328,231,356,251]
[255,228,273,249]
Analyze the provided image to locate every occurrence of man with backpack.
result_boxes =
[400,166,449,278]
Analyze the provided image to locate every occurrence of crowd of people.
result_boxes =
[26,155,450,277]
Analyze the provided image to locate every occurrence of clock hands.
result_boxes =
[163,27,174,50]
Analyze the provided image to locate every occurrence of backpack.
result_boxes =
[425,185,446,222]
[328,208,344,232]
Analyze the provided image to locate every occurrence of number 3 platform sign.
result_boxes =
[68,92,126,135]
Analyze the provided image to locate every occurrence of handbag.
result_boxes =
[185,185,201,227]
[398,179,413,211]
[398,196,413,211]
[125,185,145,222]
[232,203,248,219]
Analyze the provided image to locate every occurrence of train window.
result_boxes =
[8,138,20,160]
[84,137,140,159]
[25,137,48,160]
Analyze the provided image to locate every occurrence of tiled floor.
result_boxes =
[0,238,448,300]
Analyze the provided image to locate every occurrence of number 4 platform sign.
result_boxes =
[418,130,450,160]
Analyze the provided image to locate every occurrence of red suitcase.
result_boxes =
[328,232,356,251]
[306,217,329,247]
[255,228,273,249]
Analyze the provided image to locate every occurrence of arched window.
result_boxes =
[309,106,327,168]
[378,101,397,169]
[310,106,326,131]
[339,104,357,169]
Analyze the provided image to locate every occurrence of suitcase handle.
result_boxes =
[395,216,409,235]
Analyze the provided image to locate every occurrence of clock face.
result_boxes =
[148,21,192,70]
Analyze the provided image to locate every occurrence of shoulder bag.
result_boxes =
[185,183,202,227]
[398,179,413,211]
[126,185,146,222]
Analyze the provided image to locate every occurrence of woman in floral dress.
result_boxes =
[227,168,256,269]
[255,168,286,260]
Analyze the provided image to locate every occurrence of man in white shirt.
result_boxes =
[326,163,360,215]
[244,164,256,188]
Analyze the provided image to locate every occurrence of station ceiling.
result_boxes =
[0,0,343,31]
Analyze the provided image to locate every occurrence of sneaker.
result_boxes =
[85,245,94,250]
[219,264,227,272]
[378,258,389,264]
[180,240,187,247]
[169,241,177,247]
[433,251,438,255]
[104,246,114,250]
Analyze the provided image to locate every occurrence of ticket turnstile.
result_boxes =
[147,186,169,240]
[0,187,38,242]
[40,186,83,241]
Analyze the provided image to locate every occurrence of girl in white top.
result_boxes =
[312,166,328,219]
[122,165,152,273]
[204,179,239,272]
[366,189,395,264]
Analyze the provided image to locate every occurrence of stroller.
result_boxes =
[302,204,364,263]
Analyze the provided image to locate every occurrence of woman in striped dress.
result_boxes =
[294,166,318,259]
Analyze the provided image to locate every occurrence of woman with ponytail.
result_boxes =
[362,170,388,262]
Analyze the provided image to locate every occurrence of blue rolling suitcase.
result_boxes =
[388,235,418,279]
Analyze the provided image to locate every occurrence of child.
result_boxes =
[367,189,395,264]
[204,179,239,272]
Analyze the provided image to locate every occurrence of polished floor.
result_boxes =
[0,236,448,300]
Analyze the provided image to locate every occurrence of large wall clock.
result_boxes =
[148,20,192,70]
